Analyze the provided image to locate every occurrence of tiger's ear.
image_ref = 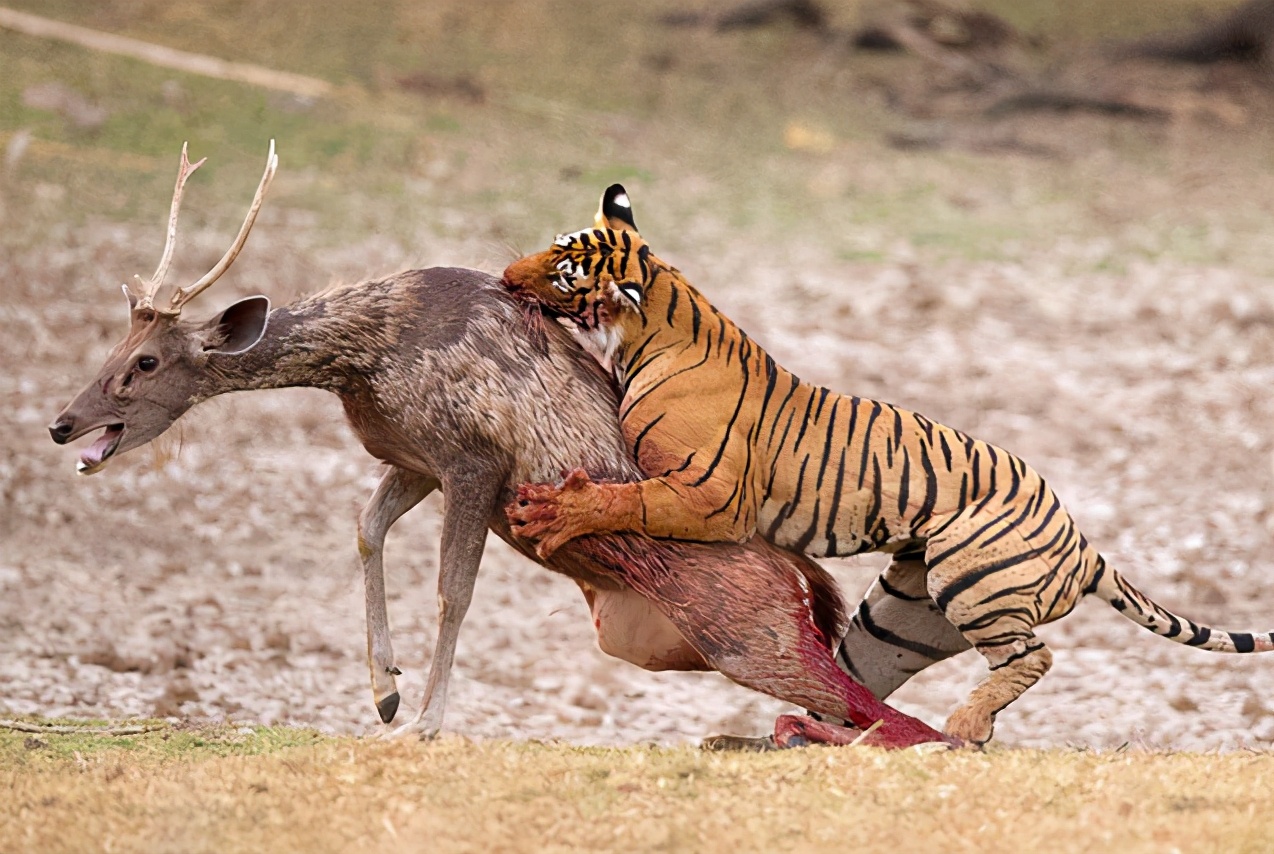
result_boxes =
[594,184,639,234]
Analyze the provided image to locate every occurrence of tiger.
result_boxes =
[500,183,1274,746]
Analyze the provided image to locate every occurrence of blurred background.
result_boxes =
[4,0,1274,749]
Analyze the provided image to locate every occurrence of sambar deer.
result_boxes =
[48,143,956,749]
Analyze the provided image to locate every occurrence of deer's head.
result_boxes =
[48,142,278,474]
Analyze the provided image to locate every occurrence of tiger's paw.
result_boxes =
[943,706,994,748]
[507,468,597,559]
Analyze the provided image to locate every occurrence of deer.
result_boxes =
[47,142,959,749]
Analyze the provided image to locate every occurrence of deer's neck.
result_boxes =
[201,289,380,396]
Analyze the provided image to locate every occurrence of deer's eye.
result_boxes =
[137,356,158,372]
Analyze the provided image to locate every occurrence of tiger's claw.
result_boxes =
[506,469,598,558]
[559,467,592,490]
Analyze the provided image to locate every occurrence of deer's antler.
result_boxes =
[132,140,278,317]
[168,140,277,314]
[132,142,206,312]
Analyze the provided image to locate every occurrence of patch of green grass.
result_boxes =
[0,719,325,764]
[423,113,463,133]
[834,248,888,262]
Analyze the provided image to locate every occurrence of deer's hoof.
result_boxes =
[381,722,441,741]
[376,692,400,724]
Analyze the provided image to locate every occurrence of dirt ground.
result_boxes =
[7,218,1274,752]
[4,0,1274,752]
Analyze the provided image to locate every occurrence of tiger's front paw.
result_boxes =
[507,468,596,559]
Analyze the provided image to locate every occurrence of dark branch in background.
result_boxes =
[1114,0,1274,64]
[661,0,1274,128]
[986,92,1169,121]
[852,0,1022,54]
[718,0,827,31]
[663,0,1025,88]
[661,0,827,33]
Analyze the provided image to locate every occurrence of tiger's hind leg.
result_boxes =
[924,520,1056,746]
[942,637,1051,746]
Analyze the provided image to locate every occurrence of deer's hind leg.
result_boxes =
[924,516,1055,746]
[359,466,439,723]
[601,539,958,749]
[710,558,969,751]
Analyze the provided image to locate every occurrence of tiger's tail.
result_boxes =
[1093,560,1274,653]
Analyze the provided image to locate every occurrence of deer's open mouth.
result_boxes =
[77,424,124,475]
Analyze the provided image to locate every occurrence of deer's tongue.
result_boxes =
[77,425,123,474]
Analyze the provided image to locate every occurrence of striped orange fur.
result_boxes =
[502,184,1274,745]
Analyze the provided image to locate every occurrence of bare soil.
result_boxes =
[5,213,1274,751]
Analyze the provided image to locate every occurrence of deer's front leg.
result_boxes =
[508,468,747,558]
[359,466,439,724]
[391,468,502,739]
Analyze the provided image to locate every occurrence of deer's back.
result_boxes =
[331,267,638,493]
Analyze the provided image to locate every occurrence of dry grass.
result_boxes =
[2,723,1272,853]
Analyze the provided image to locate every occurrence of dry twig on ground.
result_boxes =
[0,719,165,736]
[0,6,332,98]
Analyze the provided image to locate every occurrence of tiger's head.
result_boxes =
[502,185,655,345]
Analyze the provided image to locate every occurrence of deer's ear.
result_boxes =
[203,295,270,354]
[594,184,639,234]
[121,283,138,310]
